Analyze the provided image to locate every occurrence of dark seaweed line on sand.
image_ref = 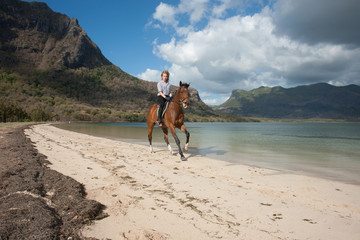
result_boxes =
[0,125,106,240]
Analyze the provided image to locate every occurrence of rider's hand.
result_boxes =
[166,96,171,101]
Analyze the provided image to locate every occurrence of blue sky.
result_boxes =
[30,0,360,105]
[29,0,167,74]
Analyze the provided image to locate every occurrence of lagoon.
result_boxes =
[56,122,360,184]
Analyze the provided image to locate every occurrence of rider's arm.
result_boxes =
[159,91,166,98]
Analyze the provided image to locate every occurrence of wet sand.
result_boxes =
[25,124,360,240]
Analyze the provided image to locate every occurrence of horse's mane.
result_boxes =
[181,82,190,88]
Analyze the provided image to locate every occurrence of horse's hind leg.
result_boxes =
[162,127,173,154]
[180,124,190,152]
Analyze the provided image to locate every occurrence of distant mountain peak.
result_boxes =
[0,0,111,69]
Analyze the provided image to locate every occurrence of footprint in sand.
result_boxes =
[271,213,283,220]
[303,218,317,224]
[260,203,272,206]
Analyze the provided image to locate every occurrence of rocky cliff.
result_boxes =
[0,0,111,69]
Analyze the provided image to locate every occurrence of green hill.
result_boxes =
[215,83,360,120]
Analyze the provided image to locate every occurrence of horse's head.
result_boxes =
[178,81,190,109]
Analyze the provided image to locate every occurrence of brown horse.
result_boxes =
[147,81,190,161]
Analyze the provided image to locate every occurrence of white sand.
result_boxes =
[25,124,360,240]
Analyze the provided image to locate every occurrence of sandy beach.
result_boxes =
[24,124,360,240]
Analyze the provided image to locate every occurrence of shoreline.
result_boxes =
[26,124,360,240]
[55,121,360,186]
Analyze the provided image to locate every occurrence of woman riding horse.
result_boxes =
[156,70,173,126]
[147,81,190,161]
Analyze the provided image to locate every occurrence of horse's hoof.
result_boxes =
[181,156,186,161]
[183,148,188,153]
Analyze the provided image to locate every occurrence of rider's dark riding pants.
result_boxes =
[157,95,166,122]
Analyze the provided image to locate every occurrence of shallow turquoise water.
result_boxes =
[56,122,360,184]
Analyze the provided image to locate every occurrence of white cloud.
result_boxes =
[153,2,178,27]
[144,0,360,105]
[212,0,244,18]
[212,0,229,18]
[137,68,161,82]
[150,0,210,31]
[154,13,300,91]
[177,0,209,24]
[175,25,194,37]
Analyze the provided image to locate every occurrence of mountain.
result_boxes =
[0,0,236,122]
[0,0,111,69]
[215,83,360,119]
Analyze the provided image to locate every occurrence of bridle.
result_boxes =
[171,87,190,105]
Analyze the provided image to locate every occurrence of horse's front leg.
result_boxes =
[147,122,155,153]
[180,124,190,152]
[169,125,186,161]
[162,127,173,155]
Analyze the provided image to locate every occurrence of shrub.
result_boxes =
[73,113,91,121]
[29,107,52,122]
[0,98,29,122]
